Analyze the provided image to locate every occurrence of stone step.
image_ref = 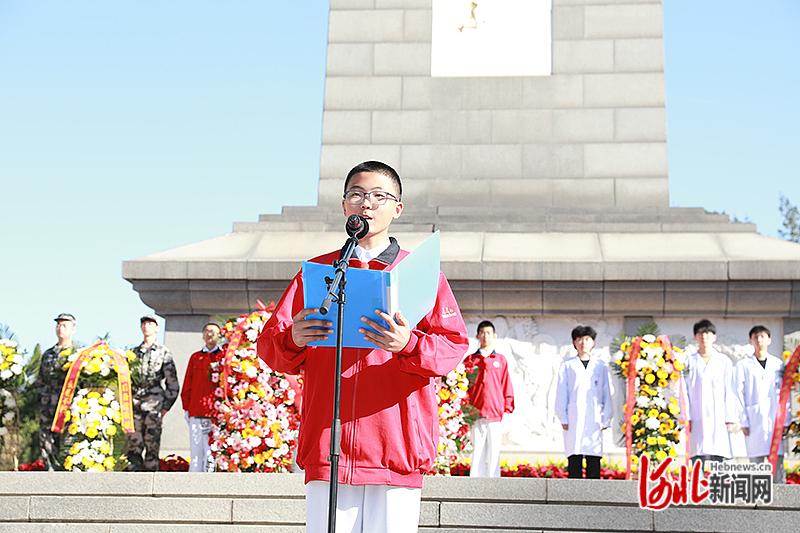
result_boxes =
[1,473,798,532]
[251,205,754,234]
[236,220,756,234]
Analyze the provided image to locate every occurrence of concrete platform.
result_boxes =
[1,472,798,532]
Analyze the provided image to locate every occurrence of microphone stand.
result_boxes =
[319,234,358,533]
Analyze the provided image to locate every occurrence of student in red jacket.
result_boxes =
[181,322,222,472]
[257,161,469,533]
[464,320,514,477]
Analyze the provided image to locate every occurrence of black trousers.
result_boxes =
[567,454,601,479]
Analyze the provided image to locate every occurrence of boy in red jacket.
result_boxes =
[257,161,469,533]
[464,320,515,477]
[181,322,222,472]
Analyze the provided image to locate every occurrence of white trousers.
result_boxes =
[305,481,421,533]
[470,419,502,478]
[187,415,213,472]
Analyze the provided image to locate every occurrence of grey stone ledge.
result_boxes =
[546,478,639,504]
[111,526,304,533]
[0,495,28,520]
[231,498,305,523]
[152,472,305,497]
[0,525,111,533]
[28,496,232,523]
[0,472,154,496]
[439,501,653,530]
[422,476,547,502]
[654,506,800,532]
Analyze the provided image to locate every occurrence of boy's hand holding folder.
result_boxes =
[300,232,441,349]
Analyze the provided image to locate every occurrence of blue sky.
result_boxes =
[0,1,798,351]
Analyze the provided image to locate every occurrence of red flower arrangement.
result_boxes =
[17,459,45,471]
[788,465,800,485]
[159,454,189,472]
[446,458,626,479]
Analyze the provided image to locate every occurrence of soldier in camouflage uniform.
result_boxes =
[124,315,180,471]
[33,313,76,470]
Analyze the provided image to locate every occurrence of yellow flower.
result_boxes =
[87,391,101,399]
[620,341,631,352]
[656,358,665,368]
[669,447,677,457]
[655,450,667,461]
[630,414,639,425]
[659,423,670,435]
[647,436,657,446]
[103,457,116,469]
[64,456,74,470]
[670,372,680,382]
[86,427,99,438]
[68,424,79,435]
[668,403,680,416]
[657,436,667,445]
[673,360,684,371]
[656,369,668,380]
[645,374,655,384]
[630,455,639,464]
[438,389,451,401]
[648,409,659,419]
[100,442,111,454]
[657,379,668,388]
[64,411,71,422]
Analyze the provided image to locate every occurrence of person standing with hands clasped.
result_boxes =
[257,161,469,533]
[684,319,738,469]
[124,315,180,471]
[181,322,223,472]
[735,325,790,482]
[463,320,514,478]
[555,325,612,479]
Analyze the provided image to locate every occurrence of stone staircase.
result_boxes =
[1,472,798,532]
[230,205,757,234]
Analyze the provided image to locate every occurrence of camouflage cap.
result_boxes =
[140,315,159,324]
[54,313,76,323]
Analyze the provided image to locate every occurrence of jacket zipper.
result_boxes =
[346,354,362,484]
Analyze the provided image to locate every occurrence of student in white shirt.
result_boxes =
[684,319,738,468]
[736,325,790,482]
[555,325,612,479]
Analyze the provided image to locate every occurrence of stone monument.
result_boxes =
[123,0,800,458]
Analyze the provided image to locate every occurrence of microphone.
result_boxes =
[345,215,369,239]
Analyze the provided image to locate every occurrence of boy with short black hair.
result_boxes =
[684,319,738,467]
[735,325,790,482]
[181,322,223,472]
[463,320,514,478]
[257,161,469,533]
[555,325,612,479]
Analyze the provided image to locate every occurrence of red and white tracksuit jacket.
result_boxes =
[463,350,515,422]
[257,238,469,488]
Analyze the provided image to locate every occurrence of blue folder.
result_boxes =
[302,231,441,349]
